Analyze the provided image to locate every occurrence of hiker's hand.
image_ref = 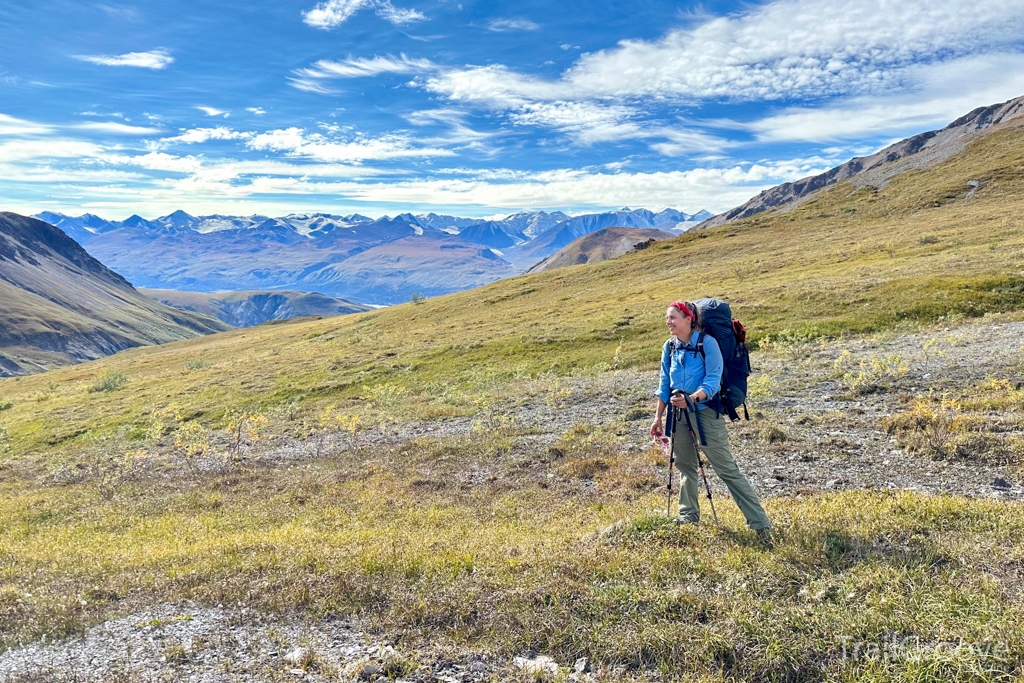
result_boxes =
[691,390,707,402]
[669,393,688,408]
[650,419,663,438]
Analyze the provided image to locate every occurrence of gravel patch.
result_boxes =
[0,604,529,683]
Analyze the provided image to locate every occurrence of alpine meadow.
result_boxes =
[1,97,1024,683]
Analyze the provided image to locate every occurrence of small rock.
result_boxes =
[513,655,559,679]
[361,663,381,679]
[284,647,309,666]
[470,661,487,673]
[598,520,625,539]
[992,477,1012,490]
[574,657,589,673]
[763,478,779,488]
[825,478,843,489]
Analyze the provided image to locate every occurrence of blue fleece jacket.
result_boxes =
[656,331,723,410]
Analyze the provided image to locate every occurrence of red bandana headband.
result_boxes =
[669,301,695,321]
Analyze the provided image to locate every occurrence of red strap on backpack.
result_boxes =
[731,318,746,343]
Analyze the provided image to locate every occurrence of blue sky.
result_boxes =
[3,0,1024,219]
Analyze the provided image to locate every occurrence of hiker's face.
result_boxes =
[665,306,692,338]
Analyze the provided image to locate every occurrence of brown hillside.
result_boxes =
[0,212,231,375]
[527,226,675,273]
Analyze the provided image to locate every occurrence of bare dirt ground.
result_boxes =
[3,321,1022,682]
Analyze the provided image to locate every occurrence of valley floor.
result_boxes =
[1,320,1022,682]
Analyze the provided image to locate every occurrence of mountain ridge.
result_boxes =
[526,226,676,273]
[0,212,231,375]
[699,94,1024,229]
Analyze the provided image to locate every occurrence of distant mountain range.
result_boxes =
[35,208,712,305]
[0,212,231,376]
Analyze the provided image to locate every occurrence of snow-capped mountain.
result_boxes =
[34,206,707,304]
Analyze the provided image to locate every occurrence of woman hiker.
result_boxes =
[650,301,774,547]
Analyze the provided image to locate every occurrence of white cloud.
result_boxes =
[425,65,561,107]
[649,128,736,156]
[302,0,371,27]
[295,54,435,79]
[562,0,1024,101]
[288,78,336,94]
[246,127,455,162]
[747,53,1024,142]
[197,106,230,118]
[76,49,174,69]
[275,162,820,211]
[302,0,424,29]
[160,127,252,144]
[375,2,424,24]
[79,111,125,118]
[486,18,539,32]
[0,113,53,136]
[508,101,643,144]
[0,138,110,162]
[246,107,267,115]
[425,0,1024,106]
[75,121,161,135]
[409,0,1024,150]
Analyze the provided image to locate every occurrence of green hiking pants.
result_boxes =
[672,408,772,530]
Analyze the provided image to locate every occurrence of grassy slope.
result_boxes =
[1,125,1024,680]
[2,124,1022,455]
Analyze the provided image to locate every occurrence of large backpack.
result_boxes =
[693,298,751,422]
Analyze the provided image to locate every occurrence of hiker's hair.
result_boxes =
[669,301,704,331]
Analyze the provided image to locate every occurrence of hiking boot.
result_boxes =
[756,527,775,549]
[674,515,699,526]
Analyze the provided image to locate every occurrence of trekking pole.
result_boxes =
[676,391,719,526]
[666,425,675,517]
[653,421,675,518]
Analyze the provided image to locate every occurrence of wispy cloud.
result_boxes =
[402,109,501,151]
[197,106,229,118]
[290,54,437,94]
[746,53,1024,142]
[76,49,174,69]
[0,113,53,136]
[79,111,125,118]
[296,54,435,79]
[160,127,252,145]
[302,0,424,29]
[75,121,161,135]
[507,101,643,144]
[486,18,539,32]
[246,127,455,162]
[246,107,266,115]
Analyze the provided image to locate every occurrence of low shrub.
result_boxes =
[87,371,127,393]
